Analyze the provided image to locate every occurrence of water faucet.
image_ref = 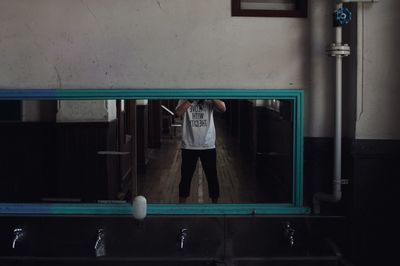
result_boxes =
[283,222,295,247]
[179,228,188,249]
[12,228,24,249]
[94,228,106,257]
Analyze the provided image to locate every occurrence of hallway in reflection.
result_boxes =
[138,117,272,204]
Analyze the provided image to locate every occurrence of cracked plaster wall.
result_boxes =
[1,0,399,138]
[0,0,308,90]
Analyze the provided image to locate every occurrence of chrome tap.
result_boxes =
[179,228,188,249]
[283,222,295,247]
[12,228,24,249]
[94,228,106,257]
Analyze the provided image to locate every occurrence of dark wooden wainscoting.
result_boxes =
[137,105,148,174]
[226,100,293,203]
[55,121,121,202]
[255,104,293,203]
[238,100,256,161]
[147,100,161,149]
[0,122,56,202]
[0,121,128,203]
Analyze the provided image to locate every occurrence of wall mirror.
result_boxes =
[0,89,307,215]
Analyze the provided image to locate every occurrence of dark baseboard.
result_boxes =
[352,139,400,158]
[303,137,399,208]
[305,137,399,265]
[305,137,400,157]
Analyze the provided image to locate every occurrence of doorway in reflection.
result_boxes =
[0,99,293,204]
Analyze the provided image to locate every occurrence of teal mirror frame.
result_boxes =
[0,89,309,215]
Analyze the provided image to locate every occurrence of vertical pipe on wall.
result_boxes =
[334,46,343,202]
[335,18,343,197]
[313,0,377,214]
[334,17,343,204]
[313,2,344,214]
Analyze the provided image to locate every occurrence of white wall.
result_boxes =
[306,0,335,138]
[56,100,116,122]
[1,0,399,139]
[354,1,400,139]
[0,0,308,90]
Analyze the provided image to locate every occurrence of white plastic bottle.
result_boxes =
[133,195,147,220]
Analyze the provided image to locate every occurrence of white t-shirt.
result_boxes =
[177,100,216,150]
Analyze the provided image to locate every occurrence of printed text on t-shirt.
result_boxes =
[189,105,207,128]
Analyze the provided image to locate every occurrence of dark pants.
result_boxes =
[179,148,220,199]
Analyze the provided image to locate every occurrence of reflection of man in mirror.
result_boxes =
[174,100,226,204]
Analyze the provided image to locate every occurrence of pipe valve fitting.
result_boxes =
[334,7,352,27]
[327,43,351,57]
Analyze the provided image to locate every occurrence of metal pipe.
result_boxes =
[313,2,344,214]
[336,28,342,44]
[313,0,378,214]
[313,57,342,211]
[334,53,343,199]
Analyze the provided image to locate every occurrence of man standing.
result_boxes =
[174,99,226,203]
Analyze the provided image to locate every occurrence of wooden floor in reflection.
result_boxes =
[138,118,269,204]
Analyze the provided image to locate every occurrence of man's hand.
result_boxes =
[174,100,193,117]
[212,100,226,113]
